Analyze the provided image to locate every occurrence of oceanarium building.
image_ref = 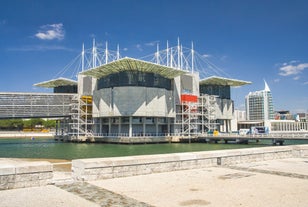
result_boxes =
[34,42,251,142]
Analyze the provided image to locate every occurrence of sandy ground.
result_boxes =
[1,158,308,207]
[90,158,308,207]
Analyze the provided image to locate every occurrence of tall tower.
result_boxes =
[245,80,274,121]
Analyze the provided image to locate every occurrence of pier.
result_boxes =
[181,132,308,145]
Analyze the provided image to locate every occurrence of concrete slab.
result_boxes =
[90,159,308,207]
[0,185,99,207]
[230,157,308,177]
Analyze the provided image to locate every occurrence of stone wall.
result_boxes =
[0,160,53,190]
[72,144,308,181]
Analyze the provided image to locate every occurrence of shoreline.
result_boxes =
[0,131,54,138]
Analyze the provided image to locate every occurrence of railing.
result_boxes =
[92,132,182,138]
[199,132,308,139]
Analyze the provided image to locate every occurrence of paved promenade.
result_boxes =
[0,157,308,207]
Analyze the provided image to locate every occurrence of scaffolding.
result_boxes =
[198,94,218,134]
[176,94,218,137]
[68,95,94,141]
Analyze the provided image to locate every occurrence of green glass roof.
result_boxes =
[34,77,77,88]
[199,76,251,86]
[80,57,187,79]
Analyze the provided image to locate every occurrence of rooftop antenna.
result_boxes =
[92,38,96,68]
[177,37,180,69]
[191,41,194,73]
[81,43,85,72]
[117,44,120,60]
[156,43,160,64]
[166,40,169,67]
[105,41,108,64]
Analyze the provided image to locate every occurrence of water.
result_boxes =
[0,137,307,160]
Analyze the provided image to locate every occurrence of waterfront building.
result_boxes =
[245,80,274,121]
[25,41,252,141]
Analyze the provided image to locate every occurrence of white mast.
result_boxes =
[191,41,194,73]
[92,38,96,68]
[156,43,160,64]
[166,41,169,67]
[81,43,85,72]
[177,37,180,69]
[180,44,183,70]
[117,44,120,60]
[105,41,108,64]
[170,47,173,68]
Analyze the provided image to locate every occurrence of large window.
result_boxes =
[54,85,77,93]
[200,85,230,99]
[97,71,171,90]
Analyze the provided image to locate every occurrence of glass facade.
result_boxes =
[54,85,77,93]
[97,71,171,90]
[200,85,230,99]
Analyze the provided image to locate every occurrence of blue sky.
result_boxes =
[0,0,307,113]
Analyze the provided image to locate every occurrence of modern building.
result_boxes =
[33,42,251,142]
[245,80,274,121]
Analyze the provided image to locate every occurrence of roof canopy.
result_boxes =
[34,77,77,88]
[199,76,251,87]
[80,57,187,79]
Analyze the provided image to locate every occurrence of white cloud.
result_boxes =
[145,41,159,47]
[8,45,73,52]
[274,78,280,83]
[35,23,65,40]
[202,53,211,58]
[136,44,143,51]
[123,48,128,51]
[293,76,300,80]
[279,62,308,76]
[304,81,308,85]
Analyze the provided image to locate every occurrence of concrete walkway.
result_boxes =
[1,157,308,207]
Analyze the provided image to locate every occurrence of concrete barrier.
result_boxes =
[72,144,308,181]
[0,160,53,190]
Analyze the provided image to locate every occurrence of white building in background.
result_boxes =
[240,81,308,133]
[245,80,274,121]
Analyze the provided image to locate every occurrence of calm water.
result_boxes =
[0,138,307,160]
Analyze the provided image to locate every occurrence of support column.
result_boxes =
[129,116,132,137]
[167,118,170,136]
[108,118,111,136]
[99,118,102,135]
[143,117,146,137]
[118,118,121,136]
[155,117,158,136]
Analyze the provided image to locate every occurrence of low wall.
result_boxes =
[72,144,308,181]
[0,160,53,190]
[0,132,54,138]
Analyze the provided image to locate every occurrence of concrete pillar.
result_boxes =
[118,118,121,136]
[143,117,146,136]
[108,118,111,136]
[129,116,132,137]
[99,118,102,135]
[167,118,170,136]
[155,117,158,136]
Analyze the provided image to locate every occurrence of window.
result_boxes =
[97,71,171,90]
